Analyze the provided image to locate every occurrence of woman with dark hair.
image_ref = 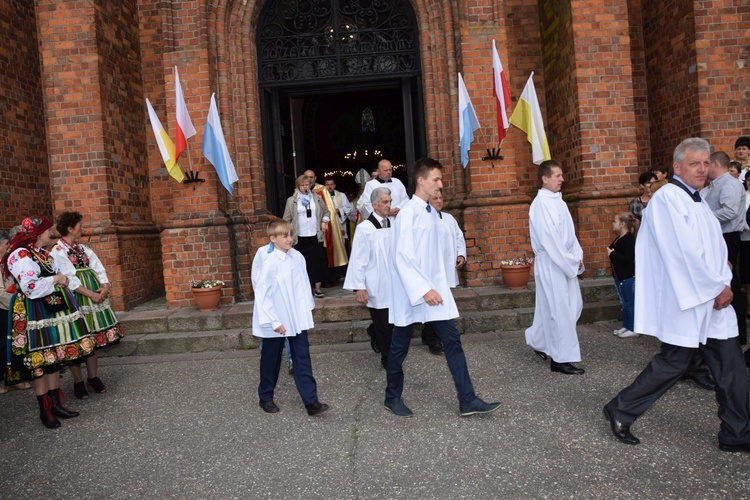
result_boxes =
[628,172,657,221]
[51,212,123,399]
[1,216,92,428]
[283,174,330,298]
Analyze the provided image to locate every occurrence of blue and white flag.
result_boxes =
[458,72,481,168]
[202,93,239,194]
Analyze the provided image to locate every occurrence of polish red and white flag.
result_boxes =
[492,40,512,142]
[174,66,196,162]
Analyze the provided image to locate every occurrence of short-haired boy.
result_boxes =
[252,219,329,416]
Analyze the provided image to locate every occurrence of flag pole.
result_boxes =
[182,135,204,187]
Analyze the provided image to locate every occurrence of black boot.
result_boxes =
[87,376,106,394]
[48,389,79,419]
[37,394,61,429]
[74,381,89,399]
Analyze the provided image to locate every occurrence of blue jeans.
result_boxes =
[614,276,635,331]
[386,320,476,406]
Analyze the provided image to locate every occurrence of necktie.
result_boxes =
[426,204,432,213]
[383,218,390,228]
[691,190,701,202]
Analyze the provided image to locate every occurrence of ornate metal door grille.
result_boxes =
[258,0,420,86]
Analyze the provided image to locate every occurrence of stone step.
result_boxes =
[104,279,621,357]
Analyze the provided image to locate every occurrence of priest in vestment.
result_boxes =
[343,186,394,368]
[525,160,585,375]
[604,138,750,451]
[383,157,500,418]
[303,170,348,269]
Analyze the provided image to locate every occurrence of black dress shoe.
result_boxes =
[719,442,750,453]
[306,401,330,416]
[603,406,640,445]
[259,400,280,413]
[427,342,444,355]
[684,371,715,391]
[550,360,585,375]
[533,350,548,361]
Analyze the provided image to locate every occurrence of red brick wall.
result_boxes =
[0,0,52,229]
[642,0,701,168]
[693,0,750,151]
[34,0,162,310]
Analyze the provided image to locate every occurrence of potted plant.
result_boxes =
[500,257,533,290]
[189,279,225,312]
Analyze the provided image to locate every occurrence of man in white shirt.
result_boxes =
[384,157,500,418]
[420,190,467,354]
[604,138,750,452]
[343,187,393,368]
[360,159,409,219]
[525,160,585,375]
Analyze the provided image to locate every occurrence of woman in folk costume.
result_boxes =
[1,216,93,428]
[51,212,123,399]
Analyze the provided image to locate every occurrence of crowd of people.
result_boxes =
[6,138,750,453]
[1,213,122,428]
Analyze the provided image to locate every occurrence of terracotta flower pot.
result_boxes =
[192,286,222,312]
[501,264,531,290]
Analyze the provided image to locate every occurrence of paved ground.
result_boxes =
[1,321,749,499]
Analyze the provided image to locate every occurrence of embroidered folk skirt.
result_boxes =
[74,267,123,348]
[6,286,93,381]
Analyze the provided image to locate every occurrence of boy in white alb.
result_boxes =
[384,157,500,418]
[252,219,329,416]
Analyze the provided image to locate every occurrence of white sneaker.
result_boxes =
[618,329,639,338]
[613,327,626,336]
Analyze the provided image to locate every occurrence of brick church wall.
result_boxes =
[3,0,745,307]
[0,0,52,229]
[33,0,163,310]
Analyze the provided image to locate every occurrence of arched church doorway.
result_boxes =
[257,0,425,216]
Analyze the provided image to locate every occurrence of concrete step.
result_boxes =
[104,278,621,357]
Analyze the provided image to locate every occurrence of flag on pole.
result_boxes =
[492,40,511,142]
[458,72,481,168]
[146,98,185,183]
[509,72,551,165]
[174,67,196,162]
[202,93,239,194]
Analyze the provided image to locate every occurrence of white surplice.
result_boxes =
[389,196,459,326]
[634,183,735,347]
[251,247,315,338]
[361,177,409,218]
[342,219,392,309]
[525,188,584,363]
[436,212,466,288]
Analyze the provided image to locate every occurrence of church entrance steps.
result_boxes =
[106,279,620,357]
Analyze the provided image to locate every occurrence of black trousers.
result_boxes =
[724,232,747,345]
[607,338,750,446]
[368,307,393,365]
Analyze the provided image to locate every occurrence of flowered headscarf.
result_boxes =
[1,216,52,279]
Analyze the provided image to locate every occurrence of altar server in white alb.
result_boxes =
[343,186,394,368]
[604,138,750,452]
[360,159,409,218]
[420,190,467,354]
[384,157,500,418]
[525,159,585,375]
[252,219,329,416]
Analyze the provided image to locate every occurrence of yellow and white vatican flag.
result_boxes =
[146,98,184,183]
[509,72,551,165]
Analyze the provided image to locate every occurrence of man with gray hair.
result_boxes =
[604,138,750,452]
[343,186,394,368]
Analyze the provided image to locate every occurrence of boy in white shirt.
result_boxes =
[252,219,329,416]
